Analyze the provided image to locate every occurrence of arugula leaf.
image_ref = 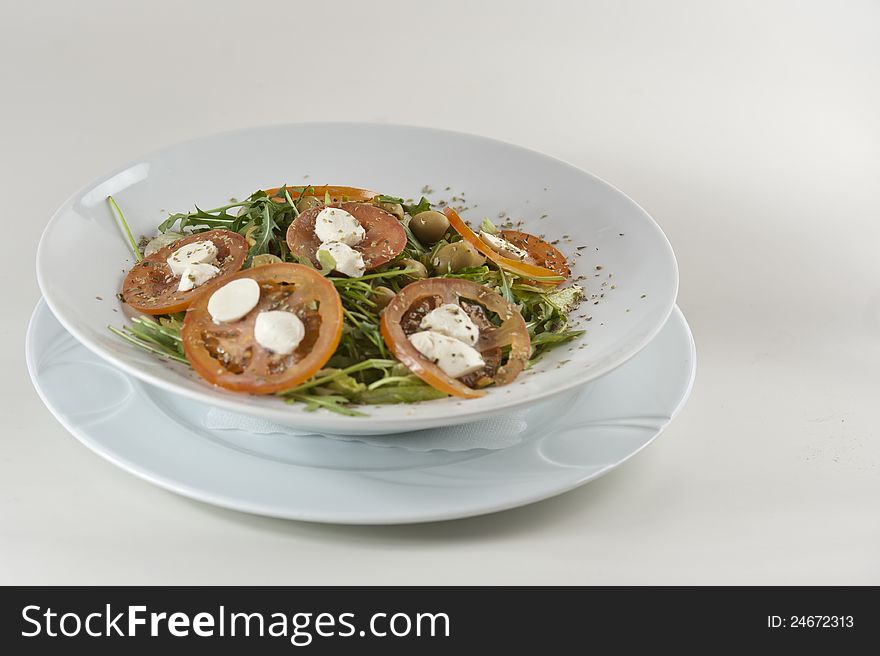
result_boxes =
[285,393,366,416]
[498,268,515,304]
[108,314,186,364]
[107,196,142,261]
[403,196,432,217]
[543,284,584,314]
[358,384,448,405]
[531,330,585,346]
[327,372,368,397]
[374,194,404,204]
[400,217,427,255]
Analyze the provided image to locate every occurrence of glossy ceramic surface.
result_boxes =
[27,300,695,524]
[36,124,678,433]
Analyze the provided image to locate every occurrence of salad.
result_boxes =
[111,185,585,415]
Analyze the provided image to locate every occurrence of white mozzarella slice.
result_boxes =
[314,208,365,246]
[167,240,219,276]
[207,278,261,323]
[254,311,305,355]
[408,331,485,378]
[419,303,480,346]
[479,231,534,263]
[177,263,220,291]
[318,241,366,278]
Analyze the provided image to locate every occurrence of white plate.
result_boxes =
[26,300,695,524]
[36,123,678,434]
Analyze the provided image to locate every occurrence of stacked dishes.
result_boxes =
[29,124,693,523]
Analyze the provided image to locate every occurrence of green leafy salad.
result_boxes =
[111,184,584,415]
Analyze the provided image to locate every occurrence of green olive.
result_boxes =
[295,195,324,213]
[409,210,450,244]
[251,253,283,267]
[431,241,486,273]
[371,285,397,310]
[376,201,404,221]
[399,258,428,279]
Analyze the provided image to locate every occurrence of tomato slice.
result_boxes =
[121,230,248,315]
[181,263,343,394]
[443,207,567,283]
[286,202,407,272]
[380,279,531,399]
[498,229,571,279]
[264,185,376,203]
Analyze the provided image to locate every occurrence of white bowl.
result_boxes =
[36,123,677,435]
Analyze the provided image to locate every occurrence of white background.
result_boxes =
[2,0,878,584]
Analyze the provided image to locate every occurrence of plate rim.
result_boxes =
[35,122,679,432]
[26,298,695,524]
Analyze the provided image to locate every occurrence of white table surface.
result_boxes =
[2,0,878,585]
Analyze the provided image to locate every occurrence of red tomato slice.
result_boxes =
[443,207,568,284]
[181,263,343,394]
[380,278,531,399]
[264,185,376,203]
[499,229,571,279]
[286,202,407,272]
[121,230,248,315]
